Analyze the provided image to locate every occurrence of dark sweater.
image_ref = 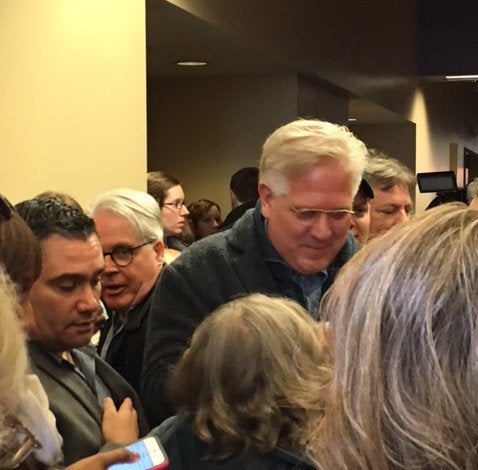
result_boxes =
[141,205,358,426]
[151,415,315,470]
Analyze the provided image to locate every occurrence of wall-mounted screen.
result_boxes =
[417,171,457,193]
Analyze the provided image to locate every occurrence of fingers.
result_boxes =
[118,397,133,411]
[96,448,139,466]
[102,396,116,414]
[101,397,139,444]
[65,448,140,470]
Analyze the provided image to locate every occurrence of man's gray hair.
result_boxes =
[259,119,368,197]
[364,150,416,192]
[89,188,163,242]
[467,178,478,203]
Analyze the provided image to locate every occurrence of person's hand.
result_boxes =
[66,448,139,470]
[101,397,139,444]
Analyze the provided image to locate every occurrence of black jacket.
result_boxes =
[97,277,158,395]
[216,200,257,232]
[151,416,315,470]
[28,341,149,466]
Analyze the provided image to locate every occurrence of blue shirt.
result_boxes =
[253,201,357,317]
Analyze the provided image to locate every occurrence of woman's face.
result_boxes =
[195,205,222,239]
[350,192,370,244]
[161,185,189,237]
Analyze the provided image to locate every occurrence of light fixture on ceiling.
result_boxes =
[176,60,208,67]
[445,74,478,81]
[348,118,357,122]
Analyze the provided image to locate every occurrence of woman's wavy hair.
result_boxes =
[312,202,478,469]
[168,293,330,459]
[186,199,221,239]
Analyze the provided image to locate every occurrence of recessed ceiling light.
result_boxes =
[445,74,478,81]
[176,61,208,67]
[348,118,357,122]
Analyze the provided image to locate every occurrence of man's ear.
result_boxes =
[230,189,239,208]
[258,182,274,219]
[152,239,165,263]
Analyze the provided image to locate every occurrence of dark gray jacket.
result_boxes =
[28,341,149,466]
[141,208,357,426]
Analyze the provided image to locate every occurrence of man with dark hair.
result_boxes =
[217,167,259,231]
[15,197,149,466]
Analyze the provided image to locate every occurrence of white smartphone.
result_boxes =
[108,436,168,470]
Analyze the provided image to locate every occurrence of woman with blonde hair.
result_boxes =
[312,202,478,469]
[153,293,330,469]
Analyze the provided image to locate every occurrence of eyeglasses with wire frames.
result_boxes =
[162,200,187,211]
[103,240,155,267]
[0,414,42,469]
[290,205,355,227]
[0,194,15,220]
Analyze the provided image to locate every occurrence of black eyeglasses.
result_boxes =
[0,194,15,220]
[103,240,154,267]
[0,414,42,469]
[163,201,186,211]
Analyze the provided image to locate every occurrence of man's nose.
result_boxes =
[394,208,410,225]
[309,213,334,239]
[77,286,101,313]
[103,253,119,272]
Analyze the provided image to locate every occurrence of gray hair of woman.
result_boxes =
[312,202,478,469]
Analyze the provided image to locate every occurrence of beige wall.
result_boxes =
[148,75,298,212]
[147,74,352,212]
[0,0,147,208]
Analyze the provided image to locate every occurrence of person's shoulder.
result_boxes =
[337,231,360,260]
[159,210,260,283]
[150,415,183,442]
[167,215,252,265]
[26,341,58,367]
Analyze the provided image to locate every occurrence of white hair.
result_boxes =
[467,177,478,203]
[0,268,28,414]
[260,119,368,196]
[89,188,164,242]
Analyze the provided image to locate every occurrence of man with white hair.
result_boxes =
[142,119,368,426]
[90,189,164,395]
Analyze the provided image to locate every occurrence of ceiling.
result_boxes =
[146,0,476,125]
[146,0,294,78]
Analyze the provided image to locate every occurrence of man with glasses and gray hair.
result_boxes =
[142,118,369,426]
[89,188,164,395]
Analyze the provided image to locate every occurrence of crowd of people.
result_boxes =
[1,117,478,469]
